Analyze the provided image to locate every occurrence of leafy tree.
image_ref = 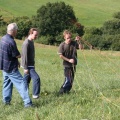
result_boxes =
[32,2,84,44]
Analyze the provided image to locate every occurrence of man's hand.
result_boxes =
[16,55,21,58]
[24,69,29,74]
[75,36,83,49]
[60,55,74,63]
[69,59,74,63]
[75,36,81,41]
[18,61,20,68]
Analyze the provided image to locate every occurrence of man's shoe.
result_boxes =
[25,104,34,108]
[4,102,11,105]
[58,87,64,95]
[32,95,39,99]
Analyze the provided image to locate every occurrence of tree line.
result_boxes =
[83,12,120,51]
[0,2,120,51]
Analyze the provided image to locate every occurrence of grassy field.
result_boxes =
[0,40,119,120]
[0,0,120,27]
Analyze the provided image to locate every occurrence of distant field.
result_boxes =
[0,40,120,120]
[0,0,120,27]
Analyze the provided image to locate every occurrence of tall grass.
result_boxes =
[0,0,120,27]
[0,40,119,120]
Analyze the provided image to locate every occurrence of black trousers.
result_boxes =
[59,67,75,94]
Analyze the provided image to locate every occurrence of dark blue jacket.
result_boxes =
[0,34,20,72]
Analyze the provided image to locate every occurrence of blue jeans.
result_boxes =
[2,70,32,107]
[23,67,40,96]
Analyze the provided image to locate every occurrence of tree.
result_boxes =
[32,2,84,44]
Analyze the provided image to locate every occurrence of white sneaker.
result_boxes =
[32,95,39,99]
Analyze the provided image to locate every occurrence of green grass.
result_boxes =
[0,0,120,27]
[0,40,119,120]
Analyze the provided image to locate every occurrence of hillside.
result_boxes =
[0,40,119,119]
[0,0,120,27]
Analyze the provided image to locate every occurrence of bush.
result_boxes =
[110,34,120,51]
[83,14,120,51]
[101,19,120,35]
[113,11,120,19]
[36,35,55,45]
[85,27,102,35]
[0,15,7,36]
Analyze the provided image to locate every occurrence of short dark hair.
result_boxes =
[28,28,38,35]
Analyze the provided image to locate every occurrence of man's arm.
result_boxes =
[59,54,74,64]
[11,41,21,58]
[22,42,29,74]
[21,42,28,70]
[16,55,21,58]
[75,36,83,50]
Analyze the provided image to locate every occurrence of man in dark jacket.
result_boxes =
[0,23,32,107]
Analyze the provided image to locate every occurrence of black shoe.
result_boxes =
[57,88,65,96]
[4,102,11,105]
[59,87,64,94]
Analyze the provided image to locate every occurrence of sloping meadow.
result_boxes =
[0,40,119,120]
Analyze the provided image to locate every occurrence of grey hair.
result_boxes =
[7,23,18,33]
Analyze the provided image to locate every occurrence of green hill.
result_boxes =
[0,0,120,27]
[0,40,119,120]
